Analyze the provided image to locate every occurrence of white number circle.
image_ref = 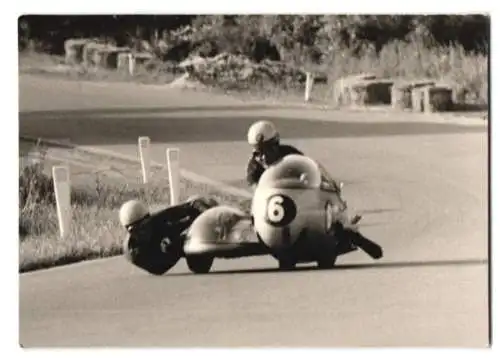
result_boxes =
[267,195,285,223]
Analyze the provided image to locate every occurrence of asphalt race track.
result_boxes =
[19,75,489,347]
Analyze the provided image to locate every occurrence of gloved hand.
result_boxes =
[187,195,219,213]
[252,150,267,168]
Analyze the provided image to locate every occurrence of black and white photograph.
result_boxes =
[15,3,492,352]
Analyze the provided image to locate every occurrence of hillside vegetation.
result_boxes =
[19,15,489,106]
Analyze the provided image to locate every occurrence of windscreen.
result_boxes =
[317,162,342,192]
[258,154,322,189]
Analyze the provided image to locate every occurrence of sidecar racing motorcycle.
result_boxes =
[119,154,383,275]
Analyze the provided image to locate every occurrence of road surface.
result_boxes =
[19,75,489,347]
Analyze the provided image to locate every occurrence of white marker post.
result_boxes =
[128,53,135,76]
[52,166,72,239]
[304,72,314,102]
[138,136,151,184]
[166,148,180,206]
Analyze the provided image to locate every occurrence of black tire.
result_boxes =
[317,255,337,269]
[186,255,214,274]
[140,258,180,276]
[316,236,339,270]
[278,257,297,271]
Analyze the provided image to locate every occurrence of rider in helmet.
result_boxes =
[245,120,373,256]
[246,120,304,187]
[245,120,357,221]
[246,120,344,192]
[119,196,218,275]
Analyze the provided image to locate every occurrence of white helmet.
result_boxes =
[247,120,279,146]
[119,199,149,227]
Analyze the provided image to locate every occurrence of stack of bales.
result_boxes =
[391,79,454,112]
[64,38,96,65]
[333,73,394,106]
[410,83,454,113]
[91,45,133,70]
[64,38,158,73]
[391,79,437,110]
[333,73,455,112]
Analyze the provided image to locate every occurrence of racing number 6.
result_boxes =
[267,195,285,223]
[265,194,297,227]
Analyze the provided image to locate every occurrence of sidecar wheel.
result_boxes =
[186,255,214,274]
[278,258,297,271]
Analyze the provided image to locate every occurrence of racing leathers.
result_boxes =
[246,144,304,186]
[246,143,343,194]
[123,197,217,275]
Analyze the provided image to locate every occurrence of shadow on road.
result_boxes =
[358,207,400,215]
[19,107,486,148]
[169,258,488,277]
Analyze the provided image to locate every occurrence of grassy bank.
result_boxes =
[19,157,250,273]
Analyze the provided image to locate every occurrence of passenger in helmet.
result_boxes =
[246,120,304,187]
[119,196,218,275]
